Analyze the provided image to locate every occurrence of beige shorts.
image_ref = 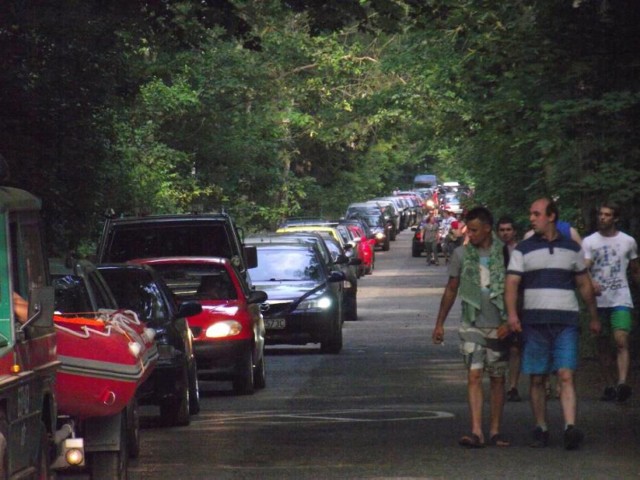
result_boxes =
[458,324,508,377]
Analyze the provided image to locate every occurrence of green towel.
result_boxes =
[458,233,506,325]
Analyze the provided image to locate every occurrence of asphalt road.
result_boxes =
[129,230,640,480]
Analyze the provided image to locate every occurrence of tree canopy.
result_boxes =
[1,0,638,254]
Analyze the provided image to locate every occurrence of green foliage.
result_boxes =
[2,0,640,253]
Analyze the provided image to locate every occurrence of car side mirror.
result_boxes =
[328,271,346,282]
[178,301,202,318]
[248,290,268,304]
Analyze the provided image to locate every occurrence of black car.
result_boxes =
[249,243,345,353]
[97,264,202,427]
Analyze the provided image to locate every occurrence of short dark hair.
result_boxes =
[466,206,493,227]
[600,201,620,219]
[497,216,515,229]
[540,197,559,223]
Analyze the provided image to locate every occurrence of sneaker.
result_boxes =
[600,386,617,401]
[530,427,549,448]
[506,388,522,402]
[616,383,632,403]
[564,425,584,450]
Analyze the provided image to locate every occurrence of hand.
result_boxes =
[432,324,444,344]
[589,318,601,335]
[507,314,522,333]
[497,323,511,340]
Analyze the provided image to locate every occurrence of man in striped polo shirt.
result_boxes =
[505,198,600,450]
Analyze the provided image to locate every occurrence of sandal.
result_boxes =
[488,433,511,447]
[459,433,485,448]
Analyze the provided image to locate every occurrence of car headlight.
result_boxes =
[375,232,385,240]
[298,295,332,310]
[205,321,242,338]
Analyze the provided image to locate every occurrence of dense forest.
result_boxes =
[1,0,639,256]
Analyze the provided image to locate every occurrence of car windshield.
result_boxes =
[151,264,237,301]
[362,215,383,228]
[52,275,92,313]
[251,248,324,282]
[105,224,232,262]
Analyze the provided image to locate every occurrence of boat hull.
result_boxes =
[54,312,158,419]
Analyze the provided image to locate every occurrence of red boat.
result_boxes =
[54,309,158,419]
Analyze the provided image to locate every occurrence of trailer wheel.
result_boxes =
[91,411,128,480]
[126,398,140,459]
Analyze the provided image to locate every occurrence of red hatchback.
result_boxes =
[345,223,375,275]
[132,257,268,395]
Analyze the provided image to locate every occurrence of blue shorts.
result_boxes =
[521,324,579,375]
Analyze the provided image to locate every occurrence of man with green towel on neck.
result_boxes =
[432,206,511,448]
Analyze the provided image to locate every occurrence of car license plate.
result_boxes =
[265,318,286,330]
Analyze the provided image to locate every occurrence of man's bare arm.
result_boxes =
[505,274,522,332]
[575,271,600,335]
[431,276,459,344]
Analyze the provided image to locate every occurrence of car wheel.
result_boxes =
[125,398,140,459]
[345,294,358,321]
[320,318,343,354]
[412,242,422,257]
[91,412,128,480]
[188,360,200,416]
[383,238,390,251]
[253,349,266,390]
[390,227,396,241]
[160,363,190,427]
[233,349,255,395]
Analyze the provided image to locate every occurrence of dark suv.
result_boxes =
[96,213,258,283]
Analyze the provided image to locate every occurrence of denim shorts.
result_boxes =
[521,324,579,374]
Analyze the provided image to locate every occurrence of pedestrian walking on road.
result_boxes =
[582,201,640,403]
[505,198,600,450]
[497,216,522,402]
[432,206,511,448]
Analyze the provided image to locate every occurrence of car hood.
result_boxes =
[252,281,325,301]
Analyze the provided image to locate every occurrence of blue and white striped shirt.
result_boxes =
[507,233,586,326]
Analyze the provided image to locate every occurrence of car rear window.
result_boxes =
[104,224,232,262]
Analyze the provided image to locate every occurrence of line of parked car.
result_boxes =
[40,191,429,477]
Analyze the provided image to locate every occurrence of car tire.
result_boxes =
[382,238,390,251]
[253,350,266,390]
[233,349,255,395]
[412,242,422,257]
[389,228,396,241]
[188,360,200,416]
[91,412,128,480]
[160,363,190,427]
[346,294,358,321]
[320,319,343,354]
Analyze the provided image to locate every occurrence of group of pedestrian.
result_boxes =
[418,209,466,265]
[431,197,639,450]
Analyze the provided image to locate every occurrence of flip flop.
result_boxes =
[459,433,485,448]
[489,433,511,447]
